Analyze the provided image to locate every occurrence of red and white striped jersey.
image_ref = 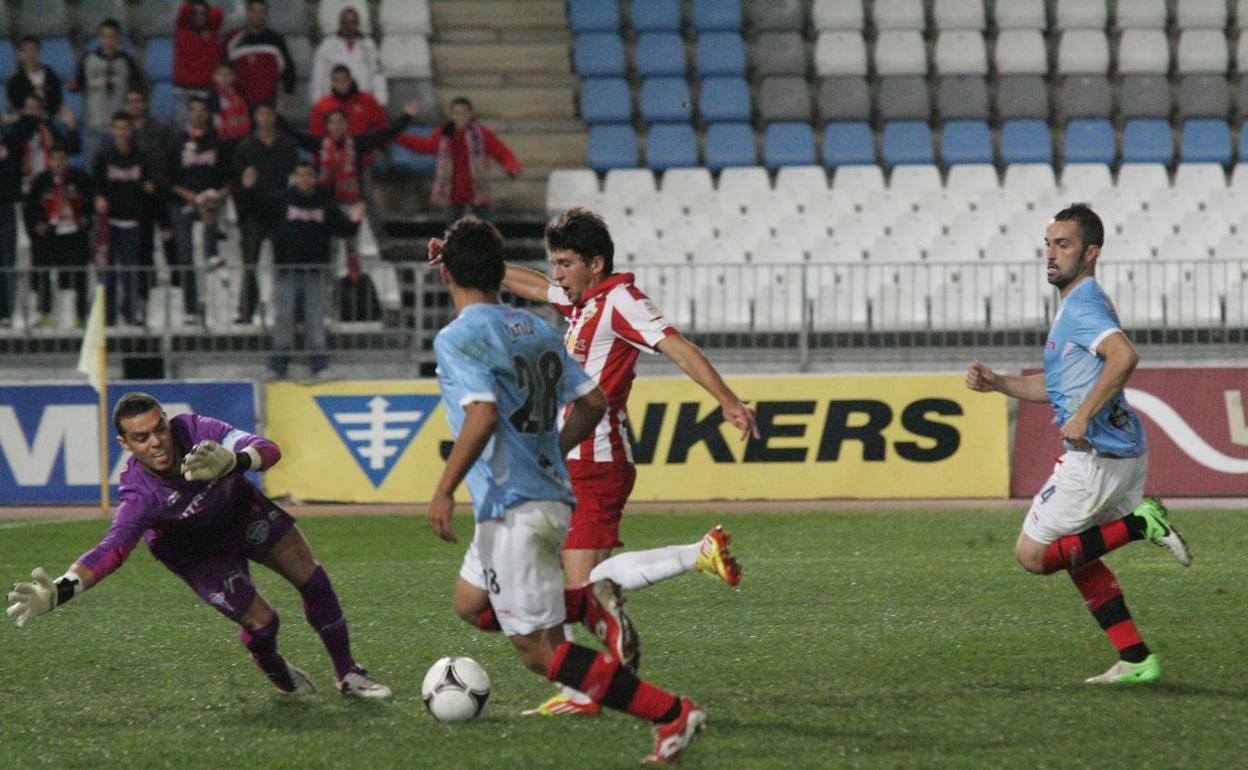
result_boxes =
[549,272,677,463]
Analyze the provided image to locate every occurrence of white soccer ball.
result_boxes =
[421,656,491,722]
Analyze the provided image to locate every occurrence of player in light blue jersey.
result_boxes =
[428,218,709,764]
[967,203,1191,685]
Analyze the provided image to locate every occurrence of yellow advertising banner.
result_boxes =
[264,374,1009,503]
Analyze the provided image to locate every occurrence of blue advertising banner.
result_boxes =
[0,382,257,504]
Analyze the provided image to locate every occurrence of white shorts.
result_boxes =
[458,500,571,636]
[1022,451,1148,544]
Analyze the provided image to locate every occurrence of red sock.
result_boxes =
[1069,560,1149,662]
[476,588,591,632]
[476,607,501,631]
[1041,518,1139,573]
[547,642,682,722]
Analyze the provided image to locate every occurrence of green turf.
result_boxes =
[2,509,1245,769]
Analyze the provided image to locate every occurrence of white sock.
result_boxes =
[588,542,700,591]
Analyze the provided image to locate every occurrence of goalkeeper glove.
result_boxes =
[6,567,81,627]
[181,440,250,481]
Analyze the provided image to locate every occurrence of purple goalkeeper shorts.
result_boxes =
[148,493,297,623]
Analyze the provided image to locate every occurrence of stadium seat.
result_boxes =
[1064,119,1116,164]
[631,0,681,31]
[319,0,372,35]
[1178,75,1230,119]
[1116,162,1170,199]
[764,123,816,169]
[546,169,600,214]
[993,0,1046,29]
[1059,75,1113,119]
[61,89,83,126]
[1121,210,1174,249]
[1118,30,1170,75]
[696,32,746,76]
[0,42,13,82]
[934,31,988,75]
[17,0,68,37]
[882,121,935,167]
[699,77,750,122]
[575,33,626,77]
[388,79,438,119]
[1059,163,1114,196]
[890,165,942,195]
[588,125,640,170]
[818,77,871,121]
[580,78,632,123]
[758,76,812,121]
[1001,120,1053,164]
[1177,30,1229,75]
[570,0,620,33]
[1120,75,1173,118]
[639,78,692,123]
[1115,0,1167,28]
[604,167,658,202]
[133,0,182,35]
[941,120,993,165]
[994,30,1047,75]
[646,124,698,171]
[1055,0,1107,28]
[878,77,931,121]
[751,0,804,31]
[873,0,925,29]
[704,123,756,169]
[1057,30,1109,74]
[718,165,771,205]
[148,80,176,122]
[1181,119,1232,164]
[946,164,999,197]
[41,38,76,82]
[692,0,742,31]
[1176,0,1227,28]
[995,76,1050,119]
[934,0,986,29]
[813,0,863,30]
[1122,119,1175,164]
[636,33,685,77]
[143,36,174,82]
[378,0,433,35]
[380,35,432,78]
[755,32,807,76]
[875,31,927,75]
[936,76,990,120]
[815,32,868,76]
[776,166,830,199]
[823,122,876,167]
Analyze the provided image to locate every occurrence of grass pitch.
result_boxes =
[1,508,1245,769]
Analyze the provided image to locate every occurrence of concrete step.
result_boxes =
[432,42,570,75]
[506,132,587,168]
[437,72,580,89]
[431,1,567,31]
[436,28,573,44]
[435,87,575,120]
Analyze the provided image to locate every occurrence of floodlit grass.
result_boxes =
[1,508,1245,769]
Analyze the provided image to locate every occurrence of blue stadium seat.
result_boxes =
[632,0,681,31]
[144,36,174,82]
[0,42,14,81]
[940,120,993,165]
[588,124,640,170]
[704,123,756,169]
[1181,119,1232,164]
[1000,119,1053,164]
[1064,119,1115,164]
[822,121,875,167]
[639,77,692,123]
[1122,119,1174,164]
[646,123,698,170]
[693,0,742,30]
[390,127,437,172]
[580,78,632,123]
[698,77,750,122]
[570,0,620,33]
[882,121,935,167]
[41,38,76,82]
[1240,129,1248,161]
[62,90,83,125]
[575,33,626,77]
[764,122,816,169]
[636,33,686,77]
[695,32,746,76]
[149,81,175,122]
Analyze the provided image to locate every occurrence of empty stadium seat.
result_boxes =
[1178,75,1230,118]
[993,0,1046,29]
[764,123,816,169]
[692,0,742,31]
[1120,74,1173,118]
[1064,119,1116,164]
[18,0,68,37]
[1118,29,1170,75]
[941,120,993,165]
[890,164,942,194]
[1122,119,1174,163]
[704,123,757,169]
[994,30,1047,75]
[823,122,875,167]
[589,125,640,170]
[144,36,174,82]
[934,31,988,75]
[815,31,868,76]
[1176,0,1227,28]
[1001,120,1053,164]
[636,33,686,77]
[1058,30,1109,74]
[1175,163,1228,196]
[1060,163,1114,196]
[379,0,433,34]
[873,0,925,29]
[631,0,680,31]
[1181,119,1232,164]
[134,0,181,34]
[758,76,811,121]
[1116,163,1170,199]
[696,32,746,76]
[581,78,632,123]
[380,35,432,78]
[813,0,863,30]
[639,78,692,123]
[1055,0,1107,28]
[882,121,935,167]
[699,77,750,122]
[995,76,1050,119]
[1059,75,1113,119]
[1177,30,1229,74]
[604,167,658,201]
[755,32,807,76]
[936,76,990,120]
[1115,0,1167,28]
[149,81,174,121]
[41,38,76,82]
[934,0,985,29]
[818,77,871,121]
[878,76,931,120]
[716,167,770,212]
[946,164,999,196]
[751,0,804,31]
[546,169,600,214]
[646,124,698,170]
[570,0,620,33]
[575,33,626,77]
[874,31,927,75]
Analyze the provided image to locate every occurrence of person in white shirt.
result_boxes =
[309,7,386,105]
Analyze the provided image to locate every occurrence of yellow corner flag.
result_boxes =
[77,285,109,511]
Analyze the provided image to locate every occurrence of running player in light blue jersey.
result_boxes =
[428,217,708,764]
[966,203,1191,684]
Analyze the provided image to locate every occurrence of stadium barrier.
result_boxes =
[1012,368,1248,497]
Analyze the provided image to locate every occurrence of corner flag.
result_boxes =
[77,284,109,511]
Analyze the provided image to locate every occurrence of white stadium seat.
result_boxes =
[775,166,830,198]
[934,31,988,75]
[716,167,772,212]
[815,32,869,76]
[1118,29,1171,75]
[832,165,886,193]
[1173,163,1228,196]
[1177,29,1229,74]
[994,29,1048,74]
[1176,0,1227,29]
[546,169,600,214]
[1055,0,1107,29]
[380,34,432,78]
[874,31,928,75]
[1060,163,1114,197]
[1115,0,1167,29]
[813,0,864,30]
[604,168,658,205]
[1057,30,1110,74]
[993,0,1046,29]
[933,0,986,29]
[378,0,432,35]
[945,164,999,197]
[872,0,925,30]
[889,165,943,195]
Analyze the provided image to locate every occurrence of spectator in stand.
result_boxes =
[71,18,146,167]
[125,88,179,308]
[24,145,94,327]
[18,97,81,193]
[0,106,43,328]
[238,161,362,379]
[308,66,388,152]
[173,0,224,124]
[207,62,251,160]
[225,0,296,108]
[394,97,520,226]
[167,97,229,325]
[7,36,64,115]
[93,111,154,325]
[310,6,386,105]
[230,100,297,324]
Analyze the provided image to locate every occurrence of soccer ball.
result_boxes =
[421,656,491,722]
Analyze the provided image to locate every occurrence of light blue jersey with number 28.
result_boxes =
[435,302,597,522]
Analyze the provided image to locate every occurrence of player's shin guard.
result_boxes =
[1041,516,1147,573]
[547,642,682,723]
[1070,559,1150,663]
[477,587,593,633]
[298,566,356,679]
[240,613,288,680]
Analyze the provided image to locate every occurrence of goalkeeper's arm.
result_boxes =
[6,564,97,627]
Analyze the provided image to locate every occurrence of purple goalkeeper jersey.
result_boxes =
[74,413,281,581]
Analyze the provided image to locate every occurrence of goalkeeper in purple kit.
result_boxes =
[6,392,391,698]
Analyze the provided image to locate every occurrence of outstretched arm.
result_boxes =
[965,360,1048,403]
[502,263,556,303]
[655,333,759,440]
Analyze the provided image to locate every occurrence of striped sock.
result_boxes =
[547,642,682,723]
[1041,515,1147,574]
[1070,559,1150,663]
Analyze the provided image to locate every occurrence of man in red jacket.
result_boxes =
[393,97,521,225]
[173,0,223,122]
[225,0,296,107]
[308,66,388,165]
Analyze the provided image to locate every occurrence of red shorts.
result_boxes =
[564,459,636,550]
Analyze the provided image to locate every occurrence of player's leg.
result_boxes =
[590,525,742,589]
[237,590,316,694]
